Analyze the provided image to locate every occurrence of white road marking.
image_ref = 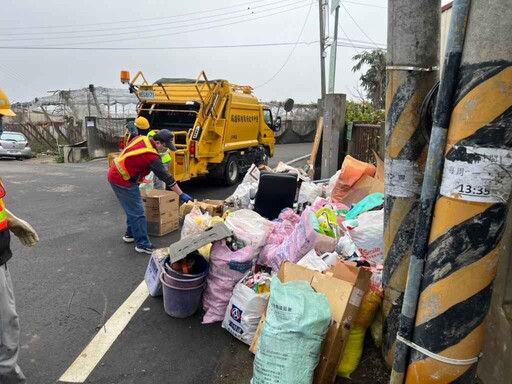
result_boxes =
[59,281,149,383]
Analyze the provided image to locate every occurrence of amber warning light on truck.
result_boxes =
[120,70,130,84]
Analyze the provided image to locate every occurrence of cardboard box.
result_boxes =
[179,199,225,219]
[249,262,371,384]
[141,190,180,236]
[147,219,179,237]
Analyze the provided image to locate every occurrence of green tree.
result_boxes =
[352,49,386,109]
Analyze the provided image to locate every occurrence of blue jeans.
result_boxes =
[110,182,152,248]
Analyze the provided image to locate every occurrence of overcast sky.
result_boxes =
[0,1,448,105]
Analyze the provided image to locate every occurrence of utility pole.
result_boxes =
[390,0,471,382]
[318,0,327,100]
[328,2,341,94]
[404,0,512,382]
[382,0,440,368]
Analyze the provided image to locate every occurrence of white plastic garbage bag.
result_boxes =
[343,209,383,266]
[181,206,213,239]
[222,275,270,345]
[225,210,274,258]
[297,249,329,272]
[298,182,323,205]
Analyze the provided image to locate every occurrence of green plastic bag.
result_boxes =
[252,277,332,384]
[345,192,384,220]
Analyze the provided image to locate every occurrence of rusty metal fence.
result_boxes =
[346,123,383,163]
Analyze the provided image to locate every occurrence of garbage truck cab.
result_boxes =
[115,71,279,185]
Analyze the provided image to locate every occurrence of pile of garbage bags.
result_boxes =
[148,155,385,383]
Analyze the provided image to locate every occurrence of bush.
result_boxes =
[346,100,385,125]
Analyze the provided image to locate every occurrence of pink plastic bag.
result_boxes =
[202,241,255,324]
[268,207,337,271]
[258,209,300,267]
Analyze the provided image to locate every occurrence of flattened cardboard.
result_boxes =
[168,223,232,263]
[249,262,371,384]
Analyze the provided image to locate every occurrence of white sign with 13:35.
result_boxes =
[440,146,512,203]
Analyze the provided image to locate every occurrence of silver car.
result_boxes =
[0,131,32,159]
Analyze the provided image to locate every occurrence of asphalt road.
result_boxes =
[0,142,311,384]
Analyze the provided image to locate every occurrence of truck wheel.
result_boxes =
[262,146,270,166]
[224,154,240,186]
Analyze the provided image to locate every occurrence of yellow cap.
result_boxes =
[0,88,16,117]
[134,116,150,130]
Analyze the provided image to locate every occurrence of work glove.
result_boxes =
[6,210,39,247]
[180,193,193,203]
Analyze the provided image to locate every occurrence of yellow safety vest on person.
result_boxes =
[114,136,158,181]
[0,178,8,232]
[148,129,172,164]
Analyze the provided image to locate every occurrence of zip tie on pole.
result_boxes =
[386,65,439,72]
[396,334,482,366]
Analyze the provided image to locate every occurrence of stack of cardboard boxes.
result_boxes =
[141,190,179,236]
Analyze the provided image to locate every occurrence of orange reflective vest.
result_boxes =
[114,136,159,181]
[0,178,8,232]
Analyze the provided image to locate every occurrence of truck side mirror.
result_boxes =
[274,116,282,132]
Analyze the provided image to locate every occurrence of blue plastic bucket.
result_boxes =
[160,273,205,318]
[163,253,209,288]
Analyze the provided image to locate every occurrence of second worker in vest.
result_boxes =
[107,127,193,254]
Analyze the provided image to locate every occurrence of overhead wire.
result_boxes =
[0,41,319,51]
[0,62,44,93]
[340,2,380,49]
[0,0,271,30]
[1,0,307,38]
[254,0,314,89]
[0,3,312,47]
[342,0,386,9]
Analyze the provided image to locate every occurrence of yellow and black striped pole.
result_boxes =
[405,0,512,382]
[382,0,440,366]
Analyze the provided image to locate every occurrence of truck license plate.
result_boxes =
[140,90,155,99]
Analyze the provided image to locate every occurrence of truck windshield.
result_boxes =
[139,103,199,132]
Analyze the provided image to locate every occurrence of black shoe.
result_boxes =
[123,234,135,243]
[135,246,154,254]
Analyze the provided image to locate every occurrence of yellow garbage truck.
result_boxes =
[112,71,279,185]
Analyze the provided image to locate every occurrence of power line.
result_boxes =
[1,0,305,38]
[0,62,43,93]
[0,3,311,47]
[255,0,315,89]
[343,0,386,9]
[0,41,319,51]
[0,0,270,30]
[338,21,361,54]
[340,2,380,49]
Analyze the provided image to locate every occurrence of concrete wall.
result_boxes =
[478,207,512,383]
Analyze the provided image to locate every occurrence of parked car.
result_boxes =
[0,131,32,159]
